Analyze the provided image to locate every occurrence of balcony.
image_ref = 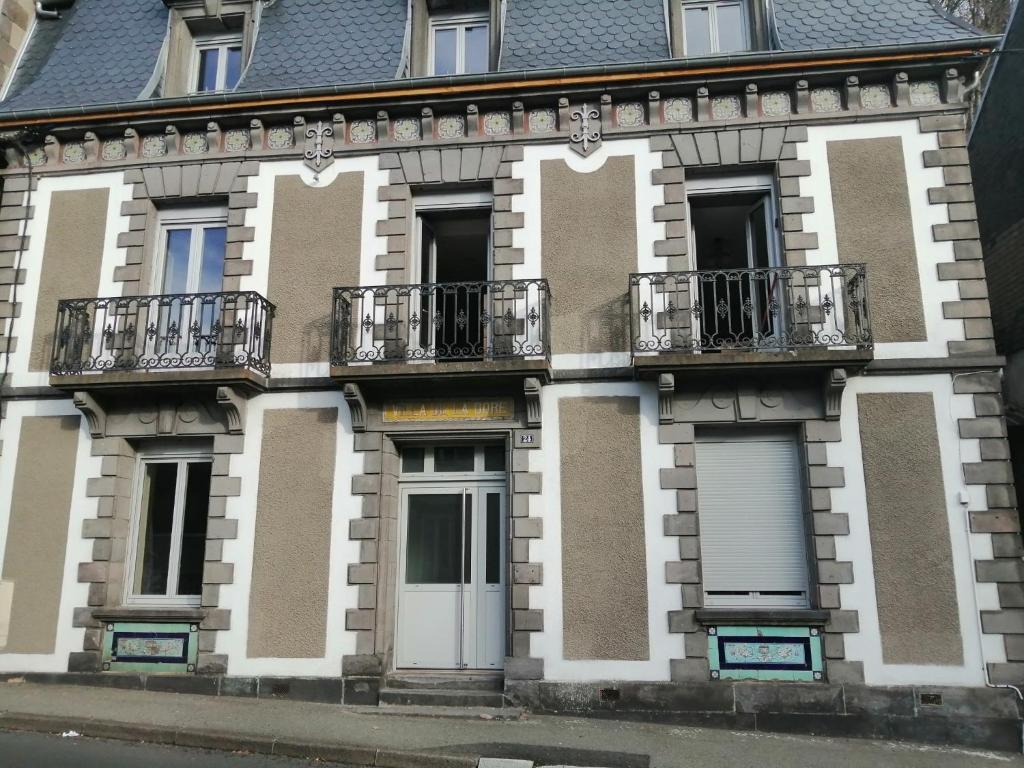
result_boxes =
[49,291,274,391]
[330,279,551,381]
[629,264,873,371]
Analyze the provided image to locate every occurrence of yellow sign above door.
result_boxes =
[383,398,515,423]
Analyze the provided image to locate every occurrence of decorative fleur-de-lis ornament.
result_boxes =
[569,104,601,157]
[304,120,335,176]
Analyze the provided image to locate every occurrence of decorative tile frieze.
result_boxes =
[910,80,942,107]
[861,84,892,110]
[349,119,376,144]
[141,134,166,158]
[26,146,46,166]
[224,129,250,152]
[811,88,843,113]
[483,111,511,136]
[101,140,127,161]
[664,97,693,123]
[393,117,420,142]
[182,132,208,155]
[2,71,962,175]
[266,126,293,149]
[615,102,645,128]
[62,142,86,164]
[529,108,557,134]
[711,95,742,121]
[761,91,792,116]
[437,115,466,139]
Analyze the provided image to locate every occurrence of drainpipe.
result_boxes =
[35,0,74,20]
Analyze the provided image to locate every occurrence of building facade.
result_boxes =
[0,0,1020,747]
[970,2,1024,546]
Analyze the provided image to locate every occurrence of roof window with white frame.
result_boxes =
[681,0,752,57]
[430,11,490,75]
[192,33,243,93]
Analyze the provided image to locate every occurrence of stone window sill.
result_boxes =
[695,608,829,627]
[92,607,206,623]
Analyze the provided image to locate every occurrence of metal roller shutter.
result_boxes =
[695,431,810,608]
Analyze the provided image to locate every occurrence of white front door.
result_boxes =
[396,482,506,670]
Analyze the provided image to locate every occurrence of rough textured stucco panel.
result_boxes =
[541,157,637,354]
[267,174,363,364]
[857,392,962,665]
[827,138,927,343]
[2,415,80,652]
[559,396,649,660]
[29,189,109,371]
[247,408,337,658]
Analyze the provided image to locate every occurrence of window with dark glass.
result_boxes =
[130,456,211,604]
[193,36,242,92]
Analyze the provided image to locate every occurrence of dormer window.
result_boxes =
[430,12,489,75]
[681,0,751,56]
[193,34,242,93]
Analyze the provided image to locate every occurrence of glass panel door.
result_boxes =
[397,490,466,669]
[396,482,505,670]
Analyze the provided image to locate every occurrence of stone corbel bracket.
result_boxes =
[524,377,542,428]
[659,373,675,424]
[72,391,106,438]
[824,368,848,421]
[215,386,247,435]
[343,383,367,432]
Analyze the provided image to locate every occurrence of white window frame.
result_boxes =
[155,206,229,295]
[399,443,507,483]
[429,12,490,76]
[123,445,213,608]
[190,33,243,93]
[681,0,750,56]
[685,173,780,270]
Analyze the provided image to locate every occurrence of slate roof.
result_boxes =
[500,0,669,70]
[241,0,407,91]
[773,0,981,49]
[0,0,989,115]
[2,0,166,112]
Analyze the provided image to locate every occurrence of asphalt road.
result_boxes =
[0,730,325,768]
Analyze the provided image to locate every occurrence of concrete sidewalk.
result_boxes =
[0,681,1019,768]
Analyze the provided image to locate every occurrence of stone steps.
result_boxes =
[379,686,508,708]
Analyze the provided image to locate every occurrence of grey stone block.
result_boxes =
[735,682,844,714]
[669,658,710,682]
[981,609,1024,634]
[660,467,697,489]
[504,656,544,680]
[666,561,700,583]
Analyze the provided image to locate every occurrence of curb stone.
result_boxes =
[0,713,479,768]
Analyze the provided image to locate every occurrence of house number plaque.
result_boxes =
[383,398,514,423]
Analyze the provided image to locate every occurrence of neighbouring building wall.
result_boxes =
[0,0,32,90]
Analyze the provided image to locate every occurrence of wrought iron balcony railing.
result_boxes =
[50,291,275,377]
[331,279,551,366]
[629,264,871,355]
